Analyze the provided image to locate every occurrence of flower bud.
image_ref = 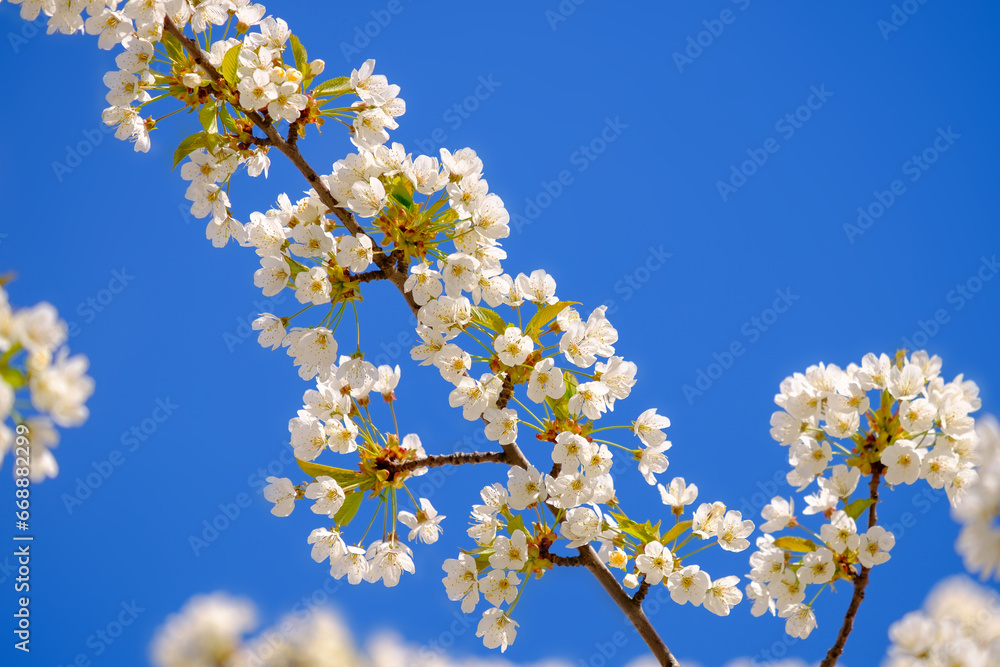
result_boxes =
[181,72,201,88]
[309,59,325,76]
[623,573,639,589]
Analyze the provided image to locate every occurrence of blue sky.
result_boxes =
[1,1,999,666]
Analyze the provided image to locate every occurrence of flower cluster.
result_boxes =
[0,281,94,481]
[953,415,1000,580]
[262,359,443,590]
[885,576,1000,666]
[748,351,982,639]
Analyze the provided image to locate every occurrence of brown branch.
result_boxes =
[632,578,651,604]
[549,553,584,567]
[388,450,507,474]
[162,17,678,666]
[352,269,387,283]
[820,463,883,667]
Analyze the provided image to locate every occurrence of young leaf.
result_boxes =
[524,301,578,343]
[471,306,507,334]
[296,458,365,487]
[221,43,242,86]
[288,34,308,73]
[313,76,352,99]
[199,100,218,134]
[844,498,876,521]
[172,131,209,169]
[660,520,692,545]
[773,536,818,553]
[334,491,364,528]
[161,31,185,63]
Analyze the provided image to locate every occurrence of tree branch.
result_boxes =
[162,17,678,665]
[820,463,883,667]
[388,450,507,473]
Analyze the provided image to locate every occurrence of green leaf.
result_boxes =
[471,306,508,334]
[295,459,365,487]
[161,31,185,63]
[199,100,218,134]
[289,34,308,73]
[218,103,238,134]
[844,498,876,521]
[221,43,242,86]
[661,520,692,545]
[313,76,352,99]
[524,301,578,343]
[0,366,25,390]
[172,131,210,169]
[334,491,363,528]
[773,536,818,553]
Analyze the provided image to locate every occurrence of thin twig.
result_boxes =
[820,463,883,667]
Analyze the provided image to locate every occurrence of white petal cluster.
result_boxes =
[0,285,94,482]
[885,576,1000,667]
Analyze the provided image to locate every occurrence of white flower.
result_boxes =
[493,326,533,367]
[263,476,296,517]
[667,565,711,606]
[254,255,290,297]
[888,364,925,401]
[294,267,332,305]
[858,526,895,567]
[326,418,359,454]
[434,343,471,385]
[308,528,346,563]
[780,603,817,639]
[633,408,670,447]
[398,498,445,544]
[483,408,518,445]
[561,506,603,548]
[346,178,386,218]
[404,263,443,305]
[331,546,369,584]
[480,570,520,607]
[637,442,670,485]
[635,541,673,585]
[304,476,346,518]
[820,510,859,554]
[507,466,547,511]
[881,439,922,485]
[691,502,727,538]
[442,554,480,613]
[716,510,754,552]
[526,358,566,403]
[658,477,698,512]
[515,269,558,305]
[476,608,518,653]
[704,576,743,616]
[283,328,339,380]
[289,410,327,461]
[760,497,795,533]
[568,381,610,420]
[489,530,528,571]
[366,541,415,587]
[336,234,374,273]
[797,548,835,585]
